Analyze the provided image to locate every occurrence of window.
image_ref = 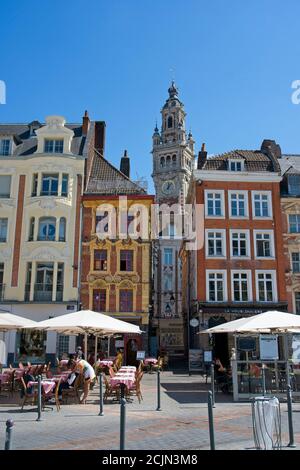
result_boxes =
[57,335,69,358]
[205,191,224,217]
[166,155,171,167]
[160,157,165,168]
[289,214,300,233]
[292,253,300,273]
[44,139,64,153]
[229,160,243,171]
[119,290,133,312]
[229,192,248,217]
[25,262,32,300]
[206,230,225,257]
[254,231,274,258]
[61,174,69,197]
[57,263,64,301]
[288,175,300,196]
[232,272,251,302]
[0,218,8,242]
[164,273,172,291]
[94,250,107,271]
[28,217,35,241]
[207,271,226,302]
[230,231,249,257]
[164,248,173,265]
[295,293,300,314]
[59,217,66,242]
[41,174,59,196]
[93,289,106,311]
[172,155,176,166]
[0,176,11,198]
[167,116,173,128]
[256,272,276,302]
[120,250,133,271]
[0,139,10,156]
[253,192,272,218]
[96,211,109,234]
[32,174,38,197]
[38,217,56,241]
[35,263,54,301]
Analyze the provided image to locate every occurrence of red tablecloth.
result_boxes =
[27,380,56,395]
[144,358,158,365]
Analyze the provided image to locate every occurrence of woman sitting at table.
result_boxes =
[57,371,79,399]
[68,358,96,404]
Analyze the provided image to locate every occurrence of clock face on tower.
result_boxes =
[162,180,175,195]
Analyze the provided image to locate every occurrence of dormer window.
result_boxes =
[0,139,11,156]
[229,159,244,172]
[44,139,64,154]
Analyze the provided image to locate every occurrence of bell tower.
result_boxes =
[150,83,195,361]
[152,82,195,204]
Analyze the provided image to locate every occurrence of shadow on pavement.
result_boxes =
[161,382,234,404]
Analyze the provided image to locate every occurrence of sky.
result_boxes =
[1,0,300,194]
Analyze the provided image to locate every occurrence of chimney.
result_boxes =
[261,139,282,159]
[94,121,106,156]
[197,143,207,169]
[120,149,130,178]
[82,110,90,136]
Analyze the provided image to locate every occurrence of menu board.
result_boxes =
[259,335,279,360]
[189,349,203,371]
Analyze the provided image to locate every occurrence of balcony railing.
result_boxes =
[0,284,5,301]
[25,283,63,302]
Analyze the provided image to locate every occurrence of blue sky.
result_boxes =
[1,0,300,193]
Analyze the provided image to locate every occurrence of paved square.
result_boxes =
[0,371,299,450]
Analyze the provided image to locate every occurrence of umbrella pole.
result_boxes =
[95,335,98,362]
[108,336,110,358]
[85,333,88,361]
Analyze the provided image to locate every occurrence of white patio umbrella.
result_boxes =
[0,312,39,330]
[200,311,300,334]
[27,309,142,359]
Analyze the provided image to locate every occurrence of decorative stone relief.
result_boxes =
[0,247,12,260]
[25,246,67,261]
[0,199,16,208]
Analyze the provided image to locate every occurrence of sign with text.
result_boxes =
[189,349,203,371]
[204,350,212,363]
[136,350,145,360]
[259,335,279,360]
[292,334,300,364]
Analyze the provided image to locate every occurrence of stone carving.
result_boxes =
[0,247,12,260]
[0,199,15,208]
[25,246,67,261]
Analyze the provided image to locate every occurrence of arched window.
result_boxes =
[160,157,165,168]
[28,217,35,241]
[166,155,171,166]
[172,155,176,166]
[167,116,173,128]
[59,217,66,242]
[38,217,56,241]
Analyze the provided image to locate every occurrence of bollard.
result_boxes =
[207,391,215,450]
[156,369,162,411]
[287,385,296,448]
[120,397,126,450]
[210,363,215,408]
[36,375,42,422]
[4,419,14,450]
[98,373,104,416]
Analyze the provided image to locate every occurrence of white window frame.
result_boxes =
[228,190,249,218]
[252,191,273,219]
[289,214,300,233]
[205,229,226,258]
[0,218,8,243]
[0,175,12,198]
[229,159,244,172]
[229,229,250,259]
[164,248,173,266]
[255,270,277,303]
[206,270,227,302]
[0,139,11,156]
[253,230,275,259]
[205,190,225,219]
[231,270,252,302]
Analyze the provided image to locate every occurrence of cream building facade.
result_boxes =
[0,115,92,365]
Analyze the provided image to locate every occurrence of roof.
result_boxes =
[85,151,146,196]
[199,149,280,173]
[279,154,300,176]
[0,122,86,156]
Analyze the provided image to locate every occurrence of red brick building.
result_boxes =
[181,140,288,366]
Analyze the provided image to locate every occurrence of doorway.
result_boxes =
[208,316,229,367]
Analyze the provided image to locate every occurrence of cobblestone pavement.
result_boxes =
[0,370,299,450]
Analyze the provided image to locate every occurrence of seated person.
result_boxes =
[249,363,261,378]
[57,371,79,400]
[214,358,231,393]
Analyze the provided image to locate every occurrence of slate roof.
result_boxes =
[0,123,85,156]
[200,149,281,173]
[279,154,300,175]
[85,151,146,196]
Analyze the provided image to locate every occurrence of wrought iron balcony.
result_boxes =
[25,283,63,302]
